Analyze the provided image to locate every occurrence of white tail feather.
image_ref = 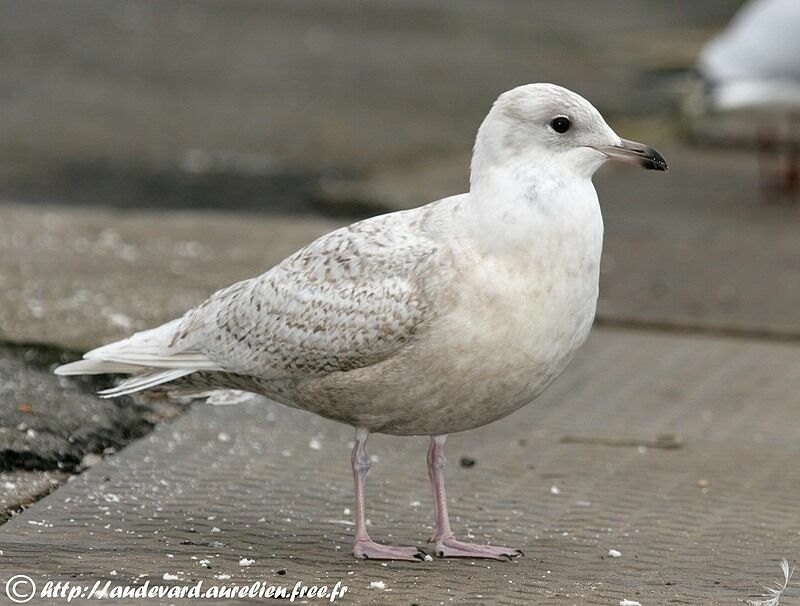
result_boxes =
[54,318,219,397]
[54,359,145,376]
[97,369,196,398]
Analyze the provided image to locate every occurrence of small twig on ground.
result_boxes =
[559,433,683,449]
[746,559,794,606]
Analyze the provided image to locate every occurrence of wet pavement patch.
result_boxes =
[2,158,384,221]
[0,343,186,474]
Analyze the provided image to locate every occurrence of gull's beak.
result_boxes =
[594,138,668,171]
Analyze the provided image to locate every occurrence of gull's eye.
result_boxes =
[549,116,571,134]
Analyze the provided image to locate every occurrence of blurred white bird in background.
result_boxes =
[696,0,800,197]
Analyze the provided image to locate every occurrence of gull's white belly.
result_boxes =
[288,236,601,435]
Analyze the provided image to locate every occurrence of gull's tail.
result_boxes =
[54,319,221,398]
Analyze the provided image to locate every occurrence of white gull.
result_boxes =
[699,0,800,112]
[56,83,667,560]
[694,0,800,195]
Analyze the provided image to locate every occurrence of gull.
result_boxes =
[56,83,667,561]
[695,0,800,195]
[698,0,800,113]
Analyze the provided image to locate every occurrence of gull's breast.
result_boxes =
[286,197,604,435]
[441,240,600,384]
[353,230,602,436]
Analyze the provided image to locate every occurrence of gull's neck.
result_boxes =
[461,156,601,253]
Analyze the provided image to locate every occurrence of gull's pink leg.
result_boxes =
[351,427,425,561]
[427,435,522,560]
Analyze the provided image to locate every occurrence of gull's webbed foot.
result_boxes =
[353,538,427,561]
[433,535,523,560]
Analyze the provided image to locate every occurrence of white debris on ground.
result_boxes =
[162,573,180,581]
[197,389,262,406]
[369,581,387,590]
[619,600,641,606]
[105,310,133,330]
[746,558,795,606]
[81,453,103,467]
[308,436,322,450]
[550,486,561,495]
[608,549,622,558]
[238,558,256,567]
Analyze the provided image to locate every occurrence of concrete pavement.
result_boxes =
[3,328,800,605]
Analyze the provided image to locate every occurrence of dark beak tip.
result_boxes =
[646,148,668,172]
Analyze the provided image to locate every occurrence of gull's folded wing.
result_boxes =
[167,211,441,380]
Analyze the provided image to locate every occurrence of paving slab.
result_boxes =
[1,327,799,605]
[0,471,66,523]
[0,202,341,351]
[596,145,800,337]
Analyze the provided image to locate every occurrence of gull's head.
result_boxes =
[472,83,667,183]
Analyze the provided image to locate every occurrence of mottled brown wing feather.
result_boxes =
[169,212,439,379]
